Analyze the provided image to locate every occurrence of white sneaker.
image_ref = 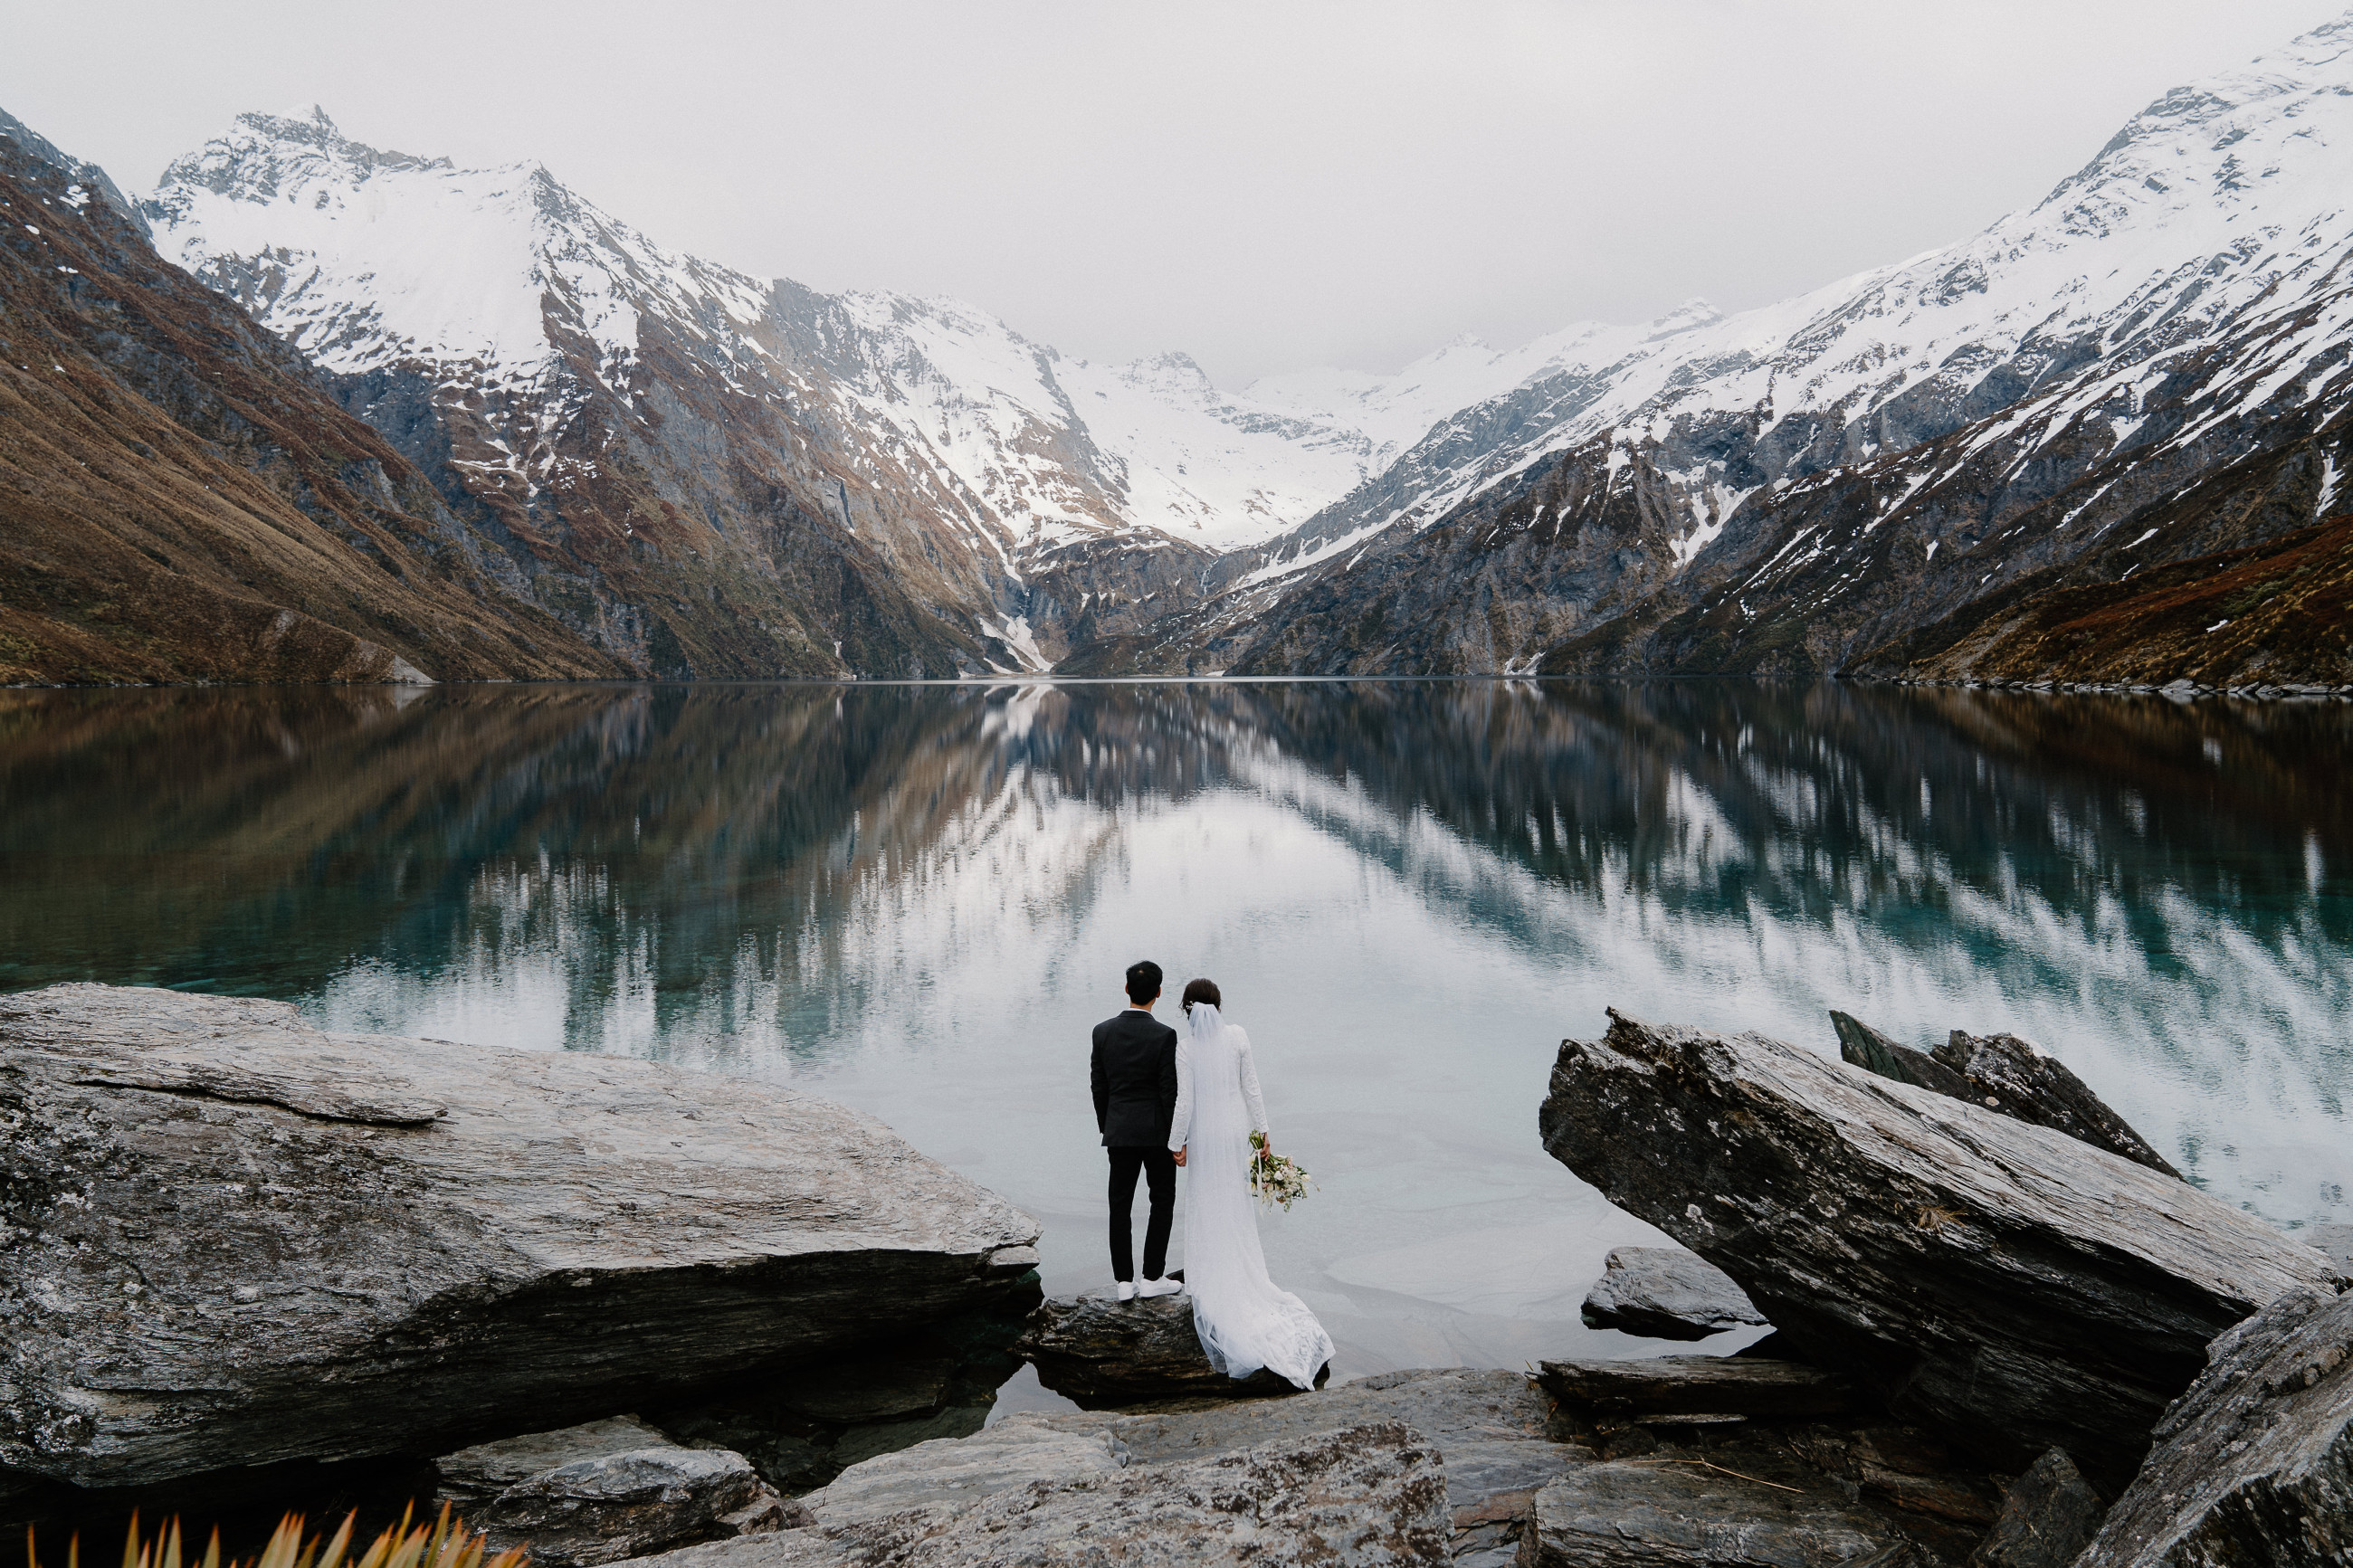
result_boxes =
[1137,1277,1182,1298]
[1116,1281,1137,1302]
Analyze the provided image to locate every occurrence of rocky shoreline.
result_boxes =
[5,986,2348,1564]
[1860,674,2353,700]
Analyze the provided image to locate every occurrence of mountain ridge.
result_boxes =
[1212,8,2353,681]
[13,12,2353,687]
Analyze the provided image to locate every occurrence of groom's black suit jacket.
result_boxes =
[1091,1007,1179,1149]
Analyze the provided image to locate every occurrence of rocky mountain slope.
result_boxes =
[147,109,1499,676]
[1223,12,2353,680]
[0,109,626,686]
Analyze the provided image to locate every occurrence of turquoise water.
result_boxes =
[4,679,2348,1380]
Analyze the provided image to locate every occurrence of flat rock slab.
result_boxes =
[2080,1284,2353,1565]
[1581,1248,1767,1341]
[1520,1462,1930,1567]
[1016,1290,1324,1405]
[1538,1010,2340,1487]
[0,984,1040,1487]
[636,1419,1453,1567]
[1537,1358,1858,1421]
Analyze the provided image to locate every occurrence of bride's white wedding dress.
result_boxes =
[1166,1003,1334,1390]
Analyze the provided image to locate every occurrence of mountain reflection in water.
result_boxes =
[2,679,2347,1378]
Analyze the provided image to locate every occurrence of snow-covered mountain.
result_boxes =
[134,9,2353,684]
[145,108,1469,672]
[0,108,630,687]
[1215,10,2353,677]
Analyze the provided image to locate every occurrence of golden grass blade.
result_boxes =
[119,1512,140,1568]
[310,1514,355,1568]
[199,1531,219,1568]
[255,1514,306,1568]
[348,1520,397,1568]
[159,1520,180,1568]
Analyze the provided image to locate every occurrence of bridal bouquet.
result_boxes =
[1249,1131,1313,1211]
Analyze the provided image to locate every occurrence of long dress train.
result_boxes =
[1167,1003,1334,1389]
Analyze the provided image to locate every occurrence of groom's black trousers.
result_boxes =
[1107,1145,1176,1282]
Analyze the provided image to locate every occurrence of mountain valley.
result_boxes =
[6,12,2353,687]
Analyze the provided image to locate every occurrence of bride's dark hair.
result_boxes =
[1180,977,1222,1013]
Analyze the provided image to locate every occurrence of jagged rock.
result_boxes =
[1016,1289,1326,1405]
[1538,1010,2340,1486]
[1832,1012,2177,1176]
[2078,1285,2353,1565]
[1580,1248,1768,1341]
[1967,1448,2102,1568]
[1830,1012,1974,1099]
[0,984,1041,1488]
[634,1420,1453,1567]
[1933,1030,2181,1176]
[435,1418,788,1566]
[1536,1358,1858,1421]
[1519,1462,1932,1567]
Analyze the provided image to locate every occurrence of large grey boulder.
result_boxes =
[1538,1010,2340,1487]
[1579,1248,1767,1341]
[0,984,1041,1488]
[436,1417,790,1565]
[634,1420,1453,1567]
[2079,1284,2353,1565]
[1016,1289,1326,1405]
[1518,1462,1931,1567]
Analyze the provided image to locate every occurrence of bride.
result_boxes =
[1166,977,1334,1390]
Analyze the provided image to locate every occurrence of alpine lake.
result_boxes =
[4,676,2348,1423]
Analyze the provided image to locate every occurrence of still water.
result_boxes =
[3,679,2348,1385]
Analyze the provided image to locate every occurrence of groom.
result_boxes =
[1091,959,1183,1302]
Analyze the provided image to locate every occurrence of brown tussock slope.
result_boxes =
[1856,510,2353,689]
[0,119,627,686]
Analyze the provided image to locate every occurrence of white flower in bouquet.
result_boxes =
[1248,1130,1313,1211]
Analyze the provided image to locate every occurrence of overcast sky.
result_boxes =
[3,1,2344,385]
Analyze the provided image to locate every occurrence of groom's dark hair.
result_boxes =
[1125,960,1163,1004]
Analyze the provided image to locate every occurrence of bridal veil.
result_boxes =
[1170,1002,1333,1389]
